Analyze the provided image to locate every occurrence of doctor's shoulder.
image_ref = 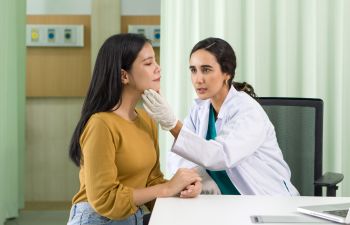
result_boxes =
[236,91,266,114]
[224,92,267,124]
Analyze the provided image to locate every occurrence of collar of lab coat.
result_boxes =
[193,85,238,120]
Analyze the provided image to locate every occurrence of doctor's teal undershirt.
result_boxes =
[205,104,240,195]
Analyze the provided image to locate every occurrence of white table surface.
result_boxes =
[149,195,350,225]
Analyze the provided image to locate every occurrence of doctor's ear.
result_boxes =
[121,69,129,85]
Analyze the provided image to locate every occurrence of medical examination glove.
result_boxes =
[195,166,221,195]
[142,89,177,131]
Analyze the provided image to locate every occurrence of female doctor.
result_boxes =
[142,37,299,196]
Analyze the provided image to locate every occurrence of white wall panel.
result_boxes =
[27,0,92,15]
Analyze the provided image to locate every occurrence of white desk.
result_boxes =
[149,195,350,225]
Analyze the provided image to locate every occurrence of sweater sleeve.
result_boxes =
[80,116,138,220]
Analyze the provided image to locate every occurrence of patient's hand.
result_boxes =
[179,181,202,198]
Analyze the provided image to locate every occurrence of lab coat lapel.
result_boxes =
[217,86,237,120]
[196,100,211,139]
[194,86,237,138]
[216,86,238,132]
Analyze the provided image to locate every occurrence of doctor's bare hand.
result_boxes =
[166,168,202,197]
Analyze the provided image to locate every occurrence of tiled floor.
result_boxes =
[5,210,70,225]
[4,202,71,225]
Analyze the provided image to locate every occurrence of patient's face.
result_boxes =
[127,43,161,93]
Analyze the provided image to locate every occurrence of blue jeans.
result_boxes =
[67,202,144,225]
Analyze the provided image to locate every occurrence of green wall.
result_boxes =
[0,0,26,223]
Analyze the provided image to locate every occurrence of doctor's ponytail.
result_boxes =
[190,37,257,98]
[233,81,256,98]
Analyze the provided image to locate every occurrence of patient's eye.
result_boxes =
[144,60,153,66]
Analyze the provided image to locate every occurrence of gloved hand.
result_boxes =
[194,166,221,195]
[142,89,178,131]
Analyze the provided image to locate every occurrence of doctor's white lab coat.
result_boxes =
[167,86,299,196]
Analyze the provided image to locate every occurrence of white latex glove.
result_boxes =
[194,166,221,195]
[142,89,177,131]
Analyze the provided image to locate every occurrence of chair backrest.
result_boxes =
[257,97,323,196]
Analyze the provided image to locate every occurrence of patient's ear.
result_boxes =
[121,69,129,84]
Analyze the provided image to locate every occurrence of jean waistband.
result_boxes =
[73,202,91,209]
[72,202,144,215]
[71,201,96,215]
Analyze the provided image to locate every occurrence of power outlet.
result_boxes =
[26,25,84,47]
[128,25,160,47]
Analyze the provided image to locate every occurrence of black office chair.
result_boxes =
[257,97,344,196]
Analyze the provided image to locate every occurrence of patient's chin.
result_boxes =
[142,87,160,93]
[151,87,160,93]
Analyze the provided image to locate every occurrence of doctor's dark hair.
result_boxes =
[190,37,256,98]
[69,33,150,167]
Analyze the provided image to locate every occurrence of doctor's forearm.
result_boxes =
[170,121,183,138]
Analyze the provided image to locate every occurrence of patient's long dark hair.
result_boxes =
[69,33,149,167]
[190,37,256,98]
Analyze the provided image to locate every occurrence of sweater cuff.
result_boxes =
[128,188,139,215]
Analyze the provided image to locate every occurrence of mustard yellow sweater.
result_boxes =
[72,109,166,219]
